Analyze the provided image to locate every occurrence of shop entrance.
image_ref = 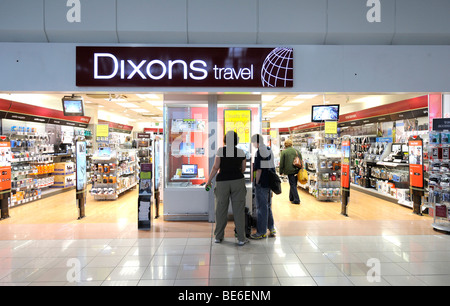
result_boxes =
[0,92,440,236]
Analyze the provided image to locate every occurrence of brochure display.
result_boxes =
[138,163,152,230]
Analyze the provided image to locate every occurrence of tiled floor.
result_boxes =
[0,185,449,286]
[1,234,450,286]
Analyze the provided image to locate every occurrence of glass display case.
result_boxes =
[162,95,262,221]
[163,101,210,220]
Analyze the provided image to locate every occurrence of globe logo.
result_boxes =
[261,48,294,87]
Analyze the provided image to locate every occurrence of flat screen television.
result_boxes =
[311,104,339,122]
[62,96,84,116]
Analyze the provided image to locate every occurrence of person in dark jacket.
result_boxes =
[279,138,302,204]
[250,134,276,239]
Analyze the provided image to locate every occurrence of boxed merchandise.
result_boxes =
[53,162,74,175]
[51,174,75,188]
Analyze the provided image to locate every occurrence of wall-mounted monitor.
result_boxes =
[62,96,84,116]
[311,104,339,122]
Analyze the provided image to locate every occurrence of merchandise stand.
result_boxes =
[408,136,425,216]
[0,137,11,219]
[75,137,87,220]
[90,148,138,200]
[341,137,351,216]
[426,125,450,234]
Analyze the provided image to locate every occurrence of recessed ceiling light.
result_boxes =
[117,103,139,108]
[294,94,317,99]
[266,112,282,117]
[147,100,163,106]
[283,100,304,106]
[274,107,291,112]
[130,108,151,112]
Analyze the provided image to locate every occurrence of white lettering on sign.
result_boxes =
[66,0,81,23]
[93,53,209,81]
[213,65,254,80]
[366,0,381,23]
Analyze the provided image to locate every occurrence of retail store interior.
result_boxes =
[0,92,443,225]
[0,91,449,286]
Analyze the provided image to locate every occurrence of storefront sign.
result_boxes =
[76,46,293,88]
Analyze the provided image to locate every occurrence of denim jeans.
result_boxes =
[288,174,300,203]
[254,184,274,236]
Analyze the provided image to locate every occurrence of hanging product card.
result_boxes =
[325,121,338,134]
[408,137,424,189]
[96,124,109,137]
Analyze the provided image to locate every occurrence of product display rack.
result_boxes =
[90,148,138,200]
[350,135,416,208]
[315,153,341,201]
[426,131,450,233]
[298,149,341,201]
[7,131,55,207]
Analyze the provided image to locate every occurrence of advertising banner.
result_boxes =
[76,141,87,191]
[408,138,424,189]
[341,138,351,190]
[224,110,251,143]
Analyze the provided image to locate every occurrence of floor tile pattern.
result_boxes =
[1,234,450,286]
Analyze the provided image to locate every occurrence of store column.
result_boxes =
[208,95,218,223]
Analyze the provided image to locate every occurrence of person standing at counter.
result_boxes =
[250,134,276,239]
[205,131,248,246]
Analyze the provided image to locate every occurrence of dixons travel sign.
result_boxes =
[76,46,293,88]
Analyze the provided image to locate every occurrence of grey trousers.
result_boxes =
[214,178,247,242]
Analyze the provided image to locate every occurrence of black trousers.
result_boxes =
[288,174,300,203]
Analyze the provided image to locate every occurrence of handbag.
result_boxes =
[268,169,282,195]
[297,168,308,185]
[293,150,303,169]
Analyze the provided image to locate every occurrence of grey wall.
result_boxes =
[1,0,450,45]
[1,42,450,93]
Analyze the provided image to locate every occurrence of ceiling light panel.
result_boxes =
[283,100,304,106]
[294,94,317,99]
[274,107,291,112]
[117,103,139,108]
[130,108,151,112]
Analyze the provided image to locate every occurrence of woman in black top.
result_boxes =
[206,131,248,246]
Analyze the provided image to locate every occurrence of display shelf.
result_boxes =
[427,132,450,233]
[90,148,138,201]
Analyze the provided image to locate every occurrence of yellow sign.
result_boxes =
[324,121,337,134]
[224,110,251,143]
[96,124,109,137]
